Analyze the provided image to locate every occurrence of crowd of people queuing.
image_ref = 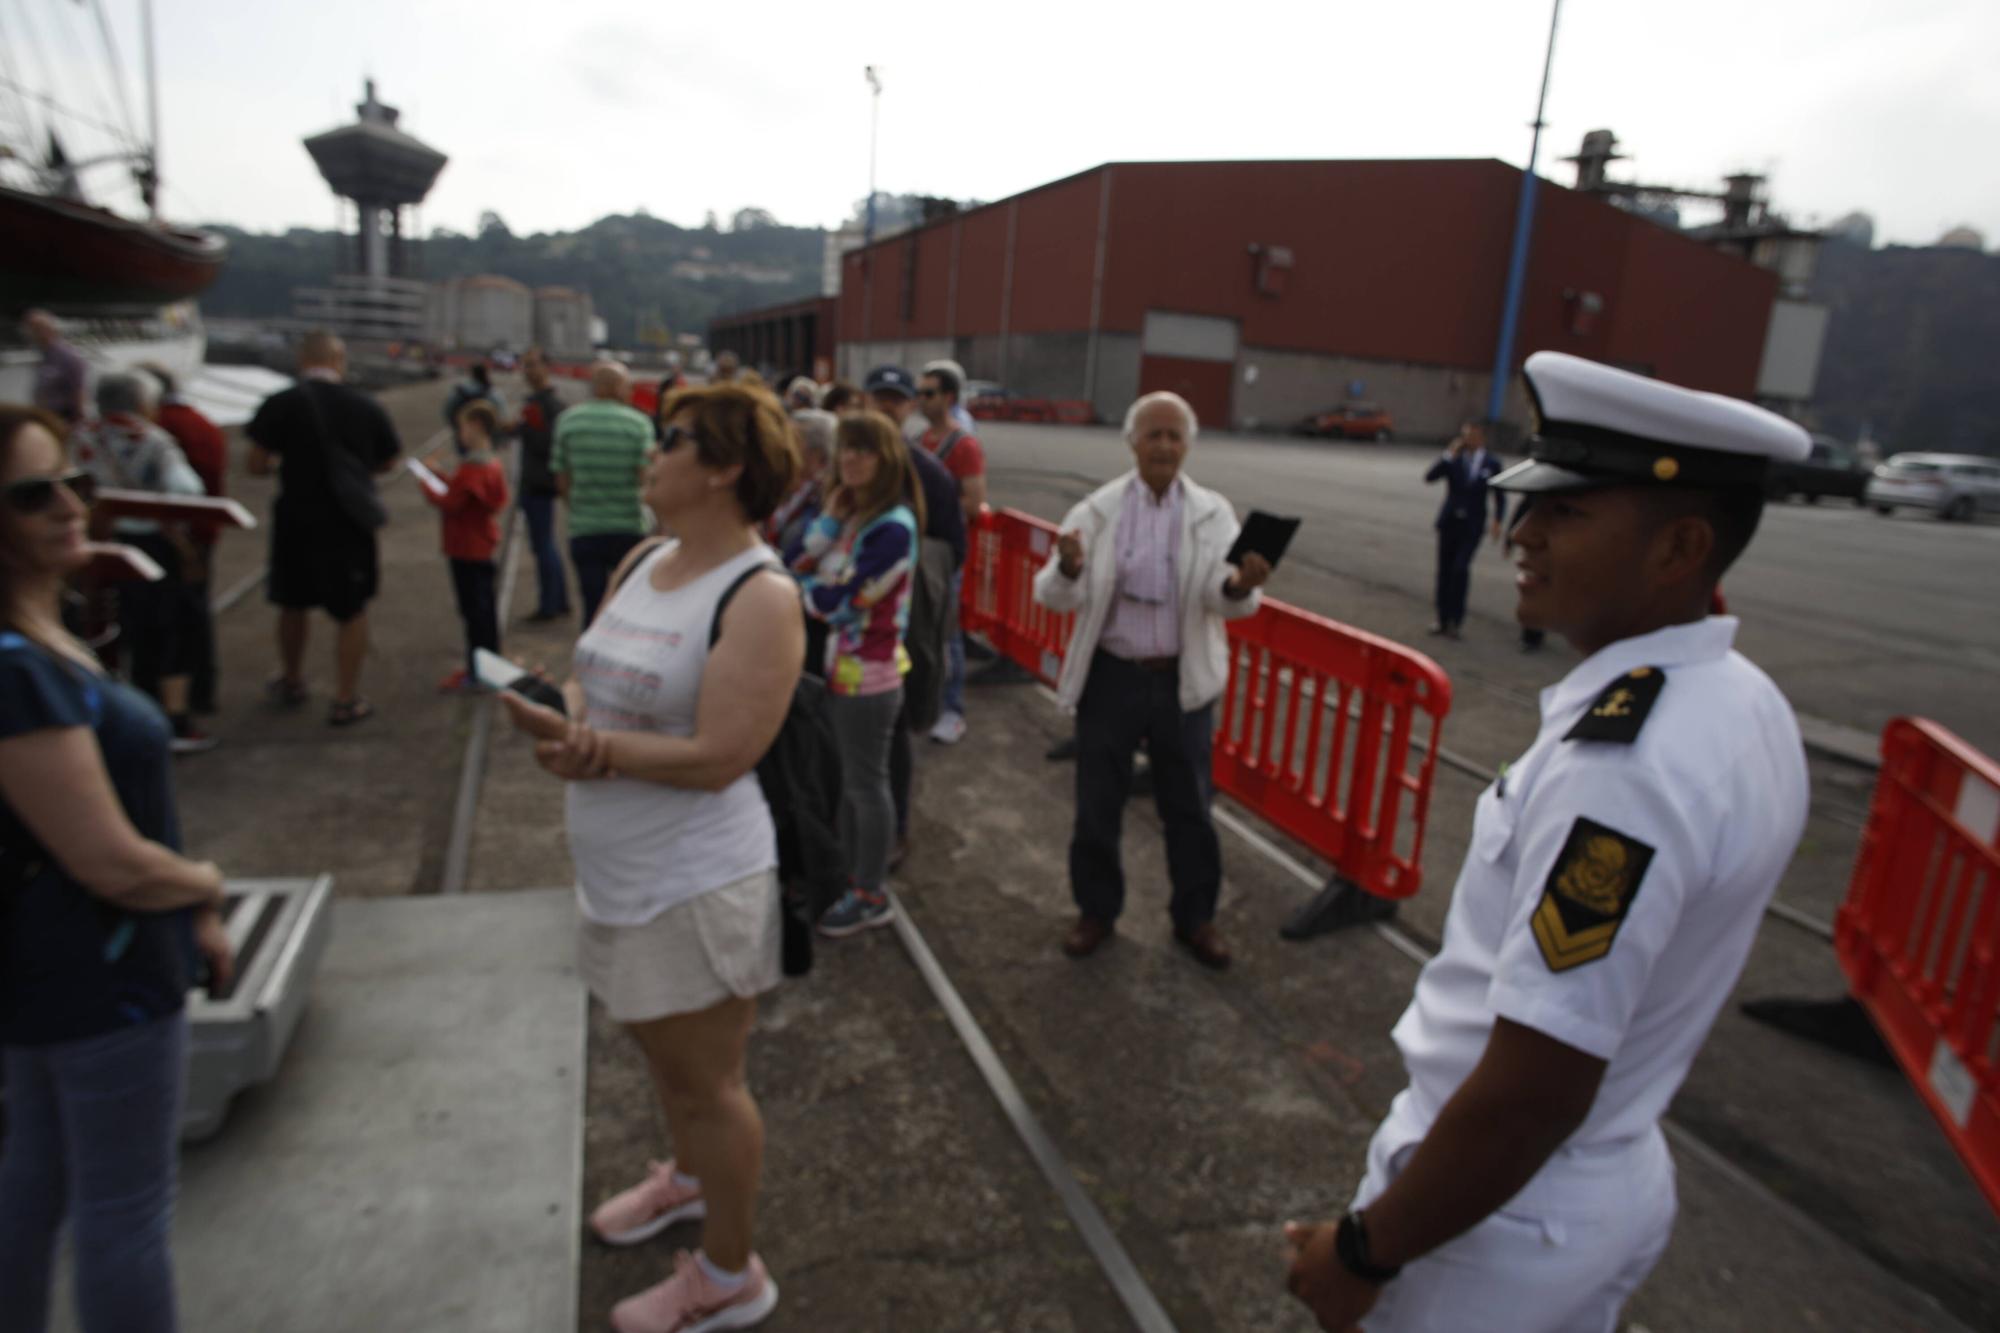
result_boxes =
[2,305,1818,1333]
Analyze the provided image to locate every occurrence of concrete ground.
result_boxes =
[146,383,1995,1332]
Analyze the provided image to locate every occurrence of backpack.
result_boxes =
[710,563,844,978]
[611,544,841,977]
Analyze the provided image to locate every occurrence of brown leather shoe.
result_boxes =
[1062,916,1115,958]
[1173,922,1233,971]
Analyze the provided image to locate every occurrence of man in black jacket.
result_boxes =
[1424,421,1506,639]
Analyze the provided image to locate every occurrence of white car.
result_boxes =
[1863,453,2000,521]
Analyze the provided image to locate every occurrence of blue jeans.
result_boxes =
[519,492,569,617]
[0,1013,187,1333]
[942,569,966,716]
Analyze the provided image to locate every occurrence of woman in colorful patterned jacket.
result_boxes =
[787,411,925,938]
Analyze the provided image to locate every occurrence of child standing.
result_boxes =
[426,400,510,693]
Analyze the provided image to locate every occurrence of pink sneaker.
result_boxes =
[610,1251,778,1333]
[590,1160,707,1246]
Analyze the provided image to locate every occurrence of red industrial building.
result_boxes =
[717,159,1788,439]
[708,296,837,383]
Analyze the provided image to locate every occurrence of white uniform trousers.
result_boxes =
[1353,1092,1677,1333]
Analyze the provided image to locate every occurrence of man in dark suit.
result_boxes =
[1424,421,1506,639]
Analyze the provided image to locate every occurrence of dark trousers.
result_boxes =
[520,492,569,617]
[1069,652,1222,931]
[1434,523,1480,629]
[448,558,499,676]
[890,702,911,840]
[120,532,193,706]
[186,557,217,713]
[570,531,646,627]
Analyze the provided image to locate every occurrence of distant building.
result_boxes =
[1937,226,1987,252]
[428,274,532,351]
[533,287,595,360]
[825,159,1789,437]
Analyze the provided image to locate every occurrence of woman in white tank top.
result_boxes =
[500,384,803,1333]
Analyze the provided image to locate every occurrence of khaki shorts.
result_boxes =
[577,869,782,1023]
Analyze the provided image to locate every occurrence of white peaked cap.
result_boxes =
[1493,352,1811,494]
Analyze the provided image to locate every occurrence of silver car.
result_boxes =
[1864,453,2000,521]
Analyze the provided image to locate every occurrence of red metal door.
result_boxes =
[1138,355,1233,432]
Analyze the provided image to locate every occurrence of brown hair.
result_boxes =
[0,404,72,636]
[834,411,926,533]
[819,380,861,414]
[456,399,501,438]
[658,383,800,522]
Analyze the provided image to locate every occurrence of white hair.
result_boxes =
[1122,390,1198,444]
[790,408,837,459]
[785,376,820,407]
[96,371,159,417]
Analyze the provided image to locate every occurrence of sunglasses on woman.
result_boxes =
[3,469,95,515]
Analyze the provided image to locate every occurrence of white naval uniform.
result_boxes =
[1355,616,1809,1333]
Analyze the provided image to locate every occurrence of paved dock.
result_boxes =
[120,378,1996,1332]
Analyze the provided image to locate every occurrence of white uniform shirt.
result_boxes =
[1389,617,1808,1152]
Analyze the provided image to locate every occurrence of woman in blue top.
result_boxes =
[0,404,234,1333]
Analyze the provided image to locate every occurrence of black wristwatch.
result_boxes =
[1335,1209,1402,1284]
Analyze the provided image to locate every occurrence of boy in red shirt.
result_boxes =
[425,400,510,692]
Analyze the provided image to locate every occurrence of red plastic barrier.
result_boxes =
[1051,400,1095,425]
[961,508,1453,901]
[1837,718,2000,1216]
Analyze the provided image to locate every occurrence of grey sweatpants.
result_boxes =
[827,686,904,893]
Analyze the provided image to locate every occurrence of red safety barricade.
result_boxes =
[961,508,1453,902]
[1213,602,1451,902]
[1051,400,1095,425]
[1836,718,2000,1216]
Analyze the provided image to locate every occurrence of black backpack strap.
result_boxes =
[708,554,791,647]
[936,429,965,464]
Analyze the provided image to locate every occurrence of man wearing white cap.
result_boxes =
[1284,352,1811,1331]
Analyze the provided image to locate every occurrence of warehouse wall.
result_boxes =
[1231,349,1492,441]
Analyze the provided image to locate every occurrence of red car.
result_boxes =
[1296,403,1394,441]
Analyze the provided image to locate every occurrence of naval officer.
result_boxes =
[1283,351,1812,1332]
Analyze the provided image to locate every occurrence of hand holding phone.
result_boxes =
[474,648,568,714]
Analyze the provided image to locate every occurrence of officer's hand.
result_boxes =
[1230,551,1272,594]
[1056,529,1085,577]
[1284,1220,1379,1332]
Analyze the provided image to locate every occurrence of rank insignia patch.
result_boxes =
[1564,667,1666,743]
[1532,817,1656,972]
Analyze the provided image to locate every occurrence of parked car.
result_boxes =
[1863,453,2000,521]
[1767,434,1868,505]
[965,381,1011,420]
[1295,402,1394,441]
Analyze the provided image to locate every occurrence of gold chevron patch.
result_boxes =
[1531,818,1656,973]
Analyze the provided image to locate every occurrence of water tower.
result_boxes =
[304,80,447,279]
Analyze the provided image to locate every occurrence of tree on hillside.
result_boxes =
[732,207,778,232]
[478,210,512,238]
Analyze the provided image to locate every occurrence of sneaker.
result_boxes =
[817,888,894,938]
[170,719,219,755]
[929,711,967,745]
[591,1160,708,1247]
[610,1251,778,1333]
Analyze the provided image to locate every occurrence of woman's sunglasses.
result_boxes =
[657,425,701,454]
[3,469,95,516]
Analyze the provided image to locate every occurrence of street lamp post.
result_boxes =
[864,65,883,244]
[1484,0,1564,429]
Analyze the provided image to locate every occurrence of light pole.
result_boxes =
[1484,0,1563,428]
[864,65,883,243]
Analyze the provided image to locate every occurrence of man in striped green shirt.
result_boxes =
[553,361,655,624]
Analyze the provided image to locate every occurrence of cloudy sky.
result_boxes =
[7,0,1996,247]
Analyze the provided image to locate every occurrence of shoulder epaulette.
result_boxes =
[1564,666,1666,744]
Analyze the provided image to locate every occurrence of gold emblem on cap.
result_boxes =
[1653,456,1680,481]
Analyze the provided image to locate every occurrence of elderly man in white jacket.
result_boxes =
[1033,391,1271,968]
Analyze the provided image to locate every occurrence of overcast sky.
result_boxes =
[8,0,1996,247]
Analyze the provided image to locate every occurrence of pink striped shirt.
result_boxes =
[1099,475,1183,660]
